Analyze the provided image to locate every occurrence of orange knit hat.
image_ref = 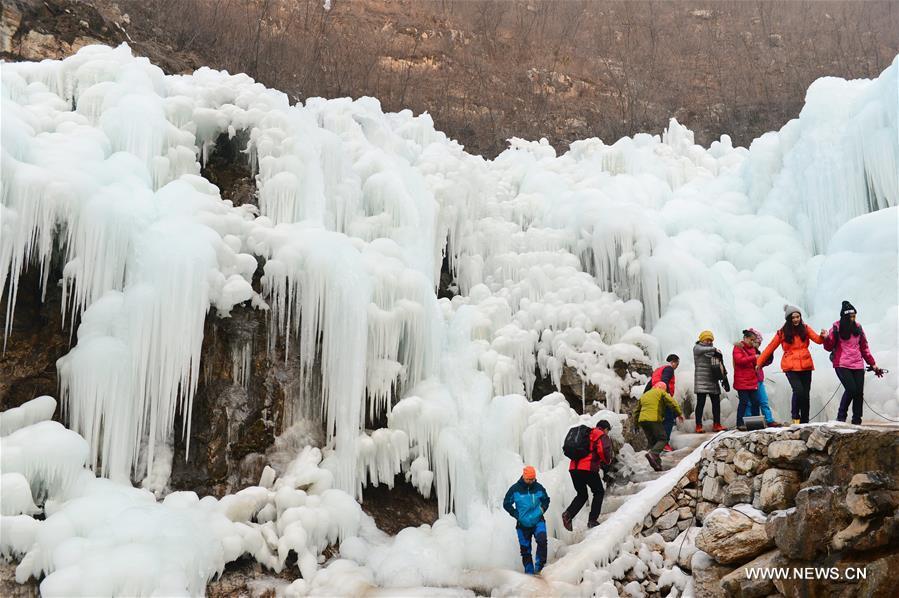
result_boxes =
[522,465,537,481]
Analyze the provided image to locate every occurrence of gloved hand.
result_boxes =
[874,367,885,378]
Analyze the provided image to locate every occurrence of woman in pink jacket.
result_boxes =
[823,301,884,425]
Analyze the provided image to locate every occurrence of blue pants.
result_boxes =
[736,389,761,427]
[744,382,774,423]
[517,521,547,574]
[663,407,675,441]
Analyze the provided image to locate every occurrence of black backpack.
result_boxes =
[563,425,593,461]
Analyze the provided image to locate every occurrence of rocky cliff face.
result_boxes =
[633,424,899,598]
[1,0,198,73]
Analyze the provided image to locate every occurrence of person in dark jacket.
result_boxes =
[561,420,614,532]
[822,301,884,425]
[643,354,680,451]
[693,331,726,433]
[503,466,550,574]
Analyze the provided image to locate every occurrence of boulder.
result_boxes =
[691,550,736,598]
[849,471,894,493]
[696,508,773,564]
[805,464,832,487]
[733,449,760,474]
[773,548,899,598]
[759,468,801,511]
[827,431,899,487]
[846,490,879,518]
[833,513,899,552]
[766,486,851,560]
[723,478,754,507]
[766,440,808,467]
[720,549,782,598]
[806,426,836,451]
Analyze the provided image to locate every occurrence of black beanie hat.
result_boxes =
[841,300,856,317]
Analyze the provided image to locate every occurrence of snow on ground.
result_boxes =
[1,45,897,595]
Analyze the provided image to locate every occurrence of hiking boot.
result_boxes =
[766,421,781,427]
[737,425,747,431]
[561,511,573,531]
[712,423,726,432]
[663,443,673,452]
[645,452,662,471]
[695,425,704,433]
[792,419,801,425]
[587,519,599,529]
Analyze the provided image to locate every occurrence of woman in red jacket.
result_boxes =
[733,330,763,430]
[757,305,825,424]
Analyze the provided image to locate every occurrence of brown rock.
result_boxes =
[691,552,736,598]
[720,549,783,598]
[833,513,899,552]
[849,471,894,493]
[827,433,899,488]
[759,469,801,511]
[686,466,700,487]
[773,549,899,598]
[696,508,773,564]
[733,448,760,474]
[806,426,836,451]
[652,494,677,518]
[766,440,808,467]
[723,478,753,506]
[766,486,852,560]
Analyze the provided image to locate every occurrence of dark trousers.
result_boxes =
[736,389,760,427]
[517,521,547,574]
[785,371,812,422]
[663,407,675,441]
[564,470,605,523]
[835,367,865,425]
[640,421,667,454]
[695,393,721,425]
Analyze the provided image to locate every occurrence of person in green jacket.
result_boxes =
[634,382,683,471]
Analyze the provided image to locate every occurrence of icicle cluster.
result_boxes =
[1,45,897,594]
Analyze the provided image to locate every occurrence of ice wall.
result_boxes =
[2,45,897,562]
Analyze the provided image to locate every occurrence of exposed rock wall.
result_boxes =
[634,424,899,597]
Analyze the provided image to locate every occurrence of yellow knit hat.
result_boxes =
[698,330,714,342]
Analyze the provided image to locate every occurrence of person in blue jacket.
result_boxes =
[503,465,550,574]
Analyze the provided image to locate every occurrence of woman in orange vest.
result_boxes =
[757,304,826,424]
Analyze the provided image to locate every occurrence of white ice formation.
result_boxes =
[1,44,897,595]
